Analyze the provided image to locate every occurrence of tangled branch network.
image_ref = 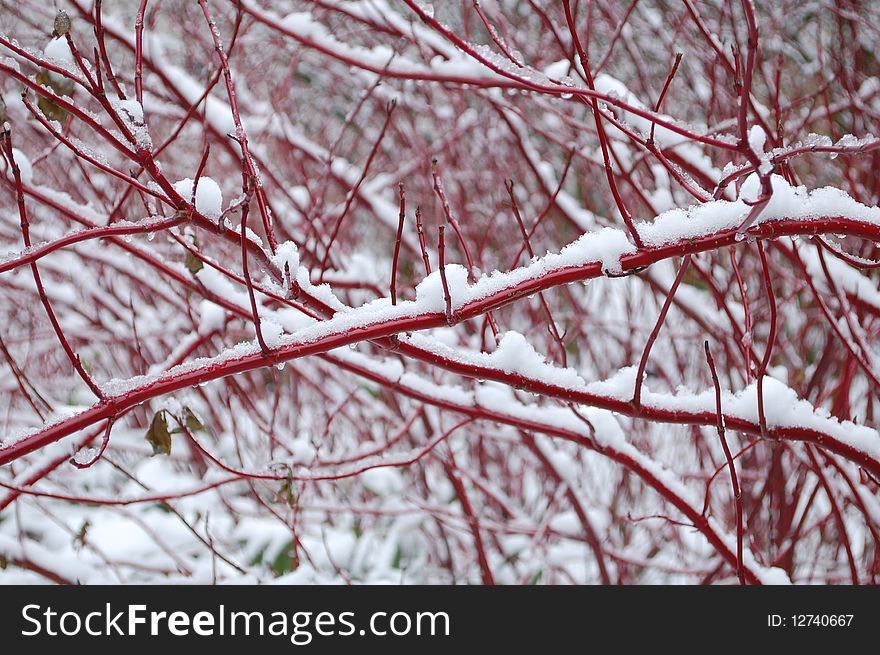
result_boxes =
[1,0,879,584]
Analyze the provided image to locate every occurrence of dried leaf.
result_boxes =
[183,406,205,432]
[73,519,90,548]
[145,410,171,456]
[278,479,297,509]
[36,95,68,122]
[35,69,74,122]
[185,251,204,274]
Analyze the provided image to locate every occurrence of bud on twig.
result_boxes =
[53,10,71,38]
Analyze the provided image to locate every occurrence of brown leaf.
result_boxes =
[35,69,74,122]
[183,406,205,432]
[278,479,298,509]
[145,410,171,456]
[185,251,204,274]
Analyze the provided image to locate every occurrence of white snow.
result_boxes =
[414,264,470,312]
[42,37,74,65]
[1,147,32,183]
[361,467,405,497]
[638,173,880,247]
[197,299,226,335]
[259,317,285,348]
[333,349,789,583]
[748,125,768,154]
[112,98,145,124]
[173,177,223,219]
[271,240,300,276]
